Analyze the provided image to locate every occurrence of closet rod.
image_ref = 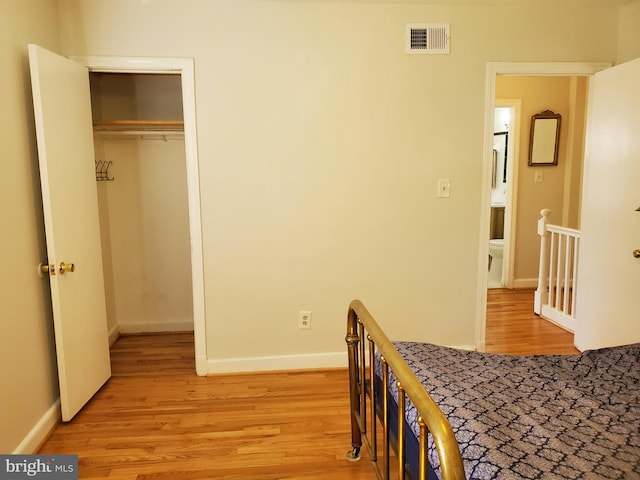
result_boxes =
[94,129,184,137]
[93,120,184,134]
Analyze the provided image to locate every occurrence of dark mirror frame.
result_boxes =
[528,110,561,166]
[493,131,508,185]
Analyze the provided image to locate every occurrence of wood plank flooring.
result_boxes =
[40,333,375,479]
[485,288,579,355]
[39,289,577,478]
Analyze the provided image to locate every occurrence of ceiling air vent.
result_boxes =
[406,23,450,55]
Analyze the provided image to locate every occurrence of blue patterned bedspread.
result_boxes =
[384,342,640,479]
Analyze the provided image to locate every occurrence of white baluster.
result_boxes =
[562,235,572,314]
[571,236,580,317]
[534,209,551,315]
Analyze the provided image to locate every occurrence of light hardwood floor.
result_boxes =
[485,288,578,355]
[39,289,577,479]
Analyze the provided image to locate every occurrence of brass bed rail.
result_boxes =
[346,299,466,480]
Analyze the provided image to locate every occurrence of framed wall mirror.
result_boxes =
[528,110,561,166]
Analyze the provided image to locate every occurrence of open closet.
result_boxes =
[90,73,194,340]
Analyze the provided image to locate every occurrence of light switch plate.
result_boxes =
[437,179,451,198]
[534,171,543,183]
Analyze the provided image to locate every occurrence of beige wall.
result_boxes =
[618,0,640,63]
[55,0,622,362]
[496,76,587,282]
[95,136,193,335]
[0,0,60,453]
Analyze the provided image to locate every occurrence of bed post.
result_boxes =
[346,305,362,461]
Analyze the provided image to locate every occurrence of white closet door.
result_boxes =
[28,44,111,421]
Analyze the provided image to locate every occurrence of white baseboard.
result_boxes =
[206,351,347,374]
[451,344,477,352]
[205,344,480,374]
[14,399,60,454]
[540,305,576,333]
[512,278,538,289]
[108,324,120,347]
[118,321,194,334]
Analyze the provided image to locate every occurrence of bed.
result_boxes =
[345,299,640,480]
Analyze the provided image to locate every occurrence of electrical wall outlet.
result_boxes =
[298,310,312,329]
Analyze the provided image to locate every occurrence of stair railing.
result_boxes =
[534,209,580,332]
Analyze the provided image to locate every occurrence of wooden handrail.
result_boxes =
[546,224,581,237]
[346,299,466,480]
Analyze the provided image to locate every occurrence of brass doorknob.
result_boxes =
[59,262,75,274]
[634,249,640,259]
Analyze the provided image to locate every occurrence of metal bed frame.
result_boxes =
[345,299,466,480]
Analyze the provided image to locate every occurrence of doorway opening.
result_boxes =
[475,62,609,351]
[90,72,192,334]
[488,102,519,289]
[74,56,207,375]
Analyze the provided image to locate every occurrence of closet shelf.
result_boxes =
[93,120,184,135]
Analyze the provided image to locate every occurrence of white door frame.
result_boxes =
[475,61,610,350]
[73,55,207,375]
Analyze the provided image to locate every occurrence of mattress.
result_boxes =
[377,342,640,479]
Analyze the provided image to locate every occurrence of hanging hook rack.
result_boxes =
[95,160,114,182]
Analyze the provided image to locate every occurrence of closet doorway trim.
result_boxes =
[72,55,207,376]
